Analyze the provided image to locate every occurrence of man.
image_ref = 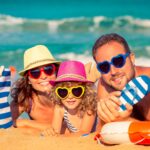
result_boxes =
[92,33,150,127]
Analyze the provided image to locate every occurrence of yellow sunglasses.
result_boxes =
[55,85,85,100]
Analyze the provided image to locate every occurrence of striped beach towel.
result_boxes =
[119,75,150,111]
[0,67,13,128]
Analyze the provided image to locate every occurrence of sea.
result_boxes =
[0,0,150,70]
[0,0,150,117]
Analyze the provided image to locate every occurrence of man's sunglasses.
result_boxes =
[28,64,56,79]
[97,52,130,74]
[55,85,85,100]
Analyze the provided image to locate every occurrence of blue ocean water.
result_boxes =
[0,0,150,71]
[0,0,150,118]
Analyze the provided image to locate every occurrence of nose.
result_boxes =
[40,70,47,79]
[67,91,74,99]
[109,65,117,75]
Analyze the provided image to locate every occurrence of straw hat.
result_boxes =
[19,45,61,76]
[50,60,93,85]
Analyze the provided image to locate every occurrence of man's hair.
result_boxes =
[92,33,131,61]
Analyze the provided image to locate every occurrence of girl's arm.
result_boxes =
[52,105,64,134]
[41,105,64,136]
[79,111,96,135]
[64,111,96,137]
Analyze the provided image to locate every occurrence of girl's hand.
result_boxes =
[41,127,59,136]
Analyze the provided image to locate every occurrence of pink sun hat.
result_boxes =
[50,60,93,85]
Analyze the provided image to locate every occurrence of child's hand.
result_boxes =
[0,66,4,76]
[41,128,59,137]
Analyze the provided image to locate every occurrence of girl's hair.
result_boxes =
[11,75,33,112]
[50,81,97,117]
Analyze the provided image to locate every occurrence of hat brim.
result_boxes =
[19,60,61,76]
[50,77,93,86]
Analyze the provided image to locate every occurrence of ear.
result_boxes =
[129,52,135,64]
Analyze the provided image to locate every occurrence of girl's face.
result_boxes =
[56,83,85,111]
[28,64,57,93]
[62,94,82,111]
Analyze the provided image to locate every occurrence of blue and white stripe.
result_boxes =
[0,68,13,128]
[120,75,150,111]
[64,109,78,133]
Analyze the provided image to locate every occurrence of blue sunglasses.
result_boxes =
[97,52,130,74]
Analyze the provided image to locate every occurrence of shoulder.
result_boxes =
[135,66,150,77]
[97,78,113,97]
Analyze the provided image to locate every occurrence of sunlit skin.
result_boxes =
[94,41,150,126]
[95,41,135,91]
[61,93,82,114]
[26,65,56,121]
[10,65,57,134]
[28,66,56,94]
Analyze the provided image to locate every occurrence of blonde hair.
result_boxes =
[50,81,97,117]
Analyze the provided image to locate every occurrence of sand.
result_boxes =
[0,128,149,150]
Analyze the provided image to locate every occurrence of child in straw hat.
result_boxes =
[42,60,98,136]
[10,45,61,133]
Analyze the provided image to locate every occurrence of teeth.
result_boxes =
[39,82,49,86]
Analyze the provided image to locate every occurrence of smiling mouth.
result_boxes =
[111,75,124,85]
[66,101,76,105]
[39,81,50,86]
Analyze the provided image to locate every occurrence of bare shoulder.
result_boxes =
[135,66,150,77]
[97,78,113,98]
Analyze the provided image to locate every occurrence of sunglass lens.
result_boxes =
[44,65,55,75]
[57,88,68,98]
[30,69,40,79]
[98,61,110,74]
[72,87,84,97]
[112,55,125,68]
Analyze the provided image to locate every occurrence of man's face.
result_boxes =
[95,41,135,90]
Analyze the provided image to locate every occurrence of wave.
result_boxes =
[1,49,150,75]
[0,14,150,33]
[57,51,150,67]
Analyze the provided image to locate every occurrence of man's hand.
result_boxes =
[85,62,101,82]
[97,91,133,123]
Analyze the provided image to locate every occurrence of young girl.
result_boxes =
[44,60,98,136]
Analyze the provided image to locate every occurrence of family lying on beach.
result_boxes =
[1,33,150,144]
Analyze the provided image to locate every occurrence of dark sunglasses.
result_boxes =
[97,52,130,74]
[28,64,56,79]
[55,85,85,100]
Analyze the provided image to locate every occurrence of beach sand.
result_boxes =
[0,128,149,150]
